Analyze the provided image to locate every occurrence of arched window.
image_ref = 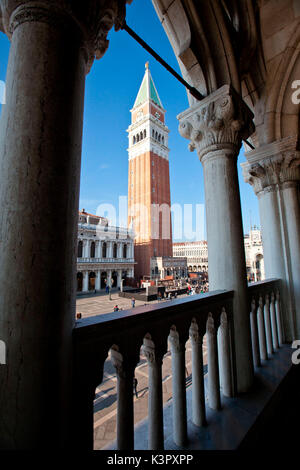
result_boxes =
[152,129,154,137]
[133,136,136,145]
[78,240,83,258]
[90,241,95,258]
[158,134,161,142]
[137,134,139,142]
[155,131,158,140]
[143,129,146,138]
[123,244,127,258]
[113,243,117,258]
[102,242,107,258]
[140,131,143,140]
[162,136,164,144]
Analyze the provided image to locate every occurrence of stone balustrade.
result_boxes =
[248,279,283,368]
[73,289,236,450]
[77,257,135,264]
[73,279,283,450]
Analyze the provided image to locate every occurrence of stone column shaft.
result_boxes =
[169,333,187,446]
[206,314,221,410]
[189,326,206,426]
[178,85,254,392]
[143,341,164,450]
[83,271,89,292]
[0,3,87,447]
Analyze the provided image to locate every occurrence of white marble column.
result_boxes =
[264,294,273,355]
[95,271,100,291]
[95,241,101,259]
[117,269,122,288]
[82,271,89,292]
[270,292,279,350]
[206,314,221,410]
[257,295,267,361]
[250,298,261,367]
[189,321,206,426]
[218,309,233,397]
[243,142,300,341]
[0,0,124,449]
[83,240,89,258]
[168,329,187,446]
[281,181,300,338]
[178,85,254,393]
[111,349,136,450]
[143,338,164,450]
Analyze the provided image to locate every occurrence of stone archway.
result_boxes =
[112,271,118,288]
[77,272,83,292]
[89,272,96,291]
[101,271,107,289]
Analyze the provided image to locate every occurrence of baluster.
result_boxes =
[218,309,233,397]
[275,290,284,345]
[189,320,206,426]
[169,328,188,446]
[270,292,279,349]
[111,348,136,450]
[142,338,164,450]
[206,313,221,410]
[257,295,267,361]
[264,294,273,355]
[250,298,261,367]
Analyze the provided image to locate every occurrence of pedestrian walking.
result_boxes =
[133,377,138,398]
[113,305,119,312]
[131,297,135,308]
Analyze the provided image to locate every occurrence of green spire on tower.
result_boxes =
[133,62,163,109]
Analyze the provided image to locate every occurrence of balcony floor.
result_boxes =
[105,344,297,450]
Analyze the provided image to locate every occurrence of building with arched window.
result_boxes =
[77,210,135,293]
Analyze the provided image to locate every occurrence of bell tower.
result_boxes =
[127,63,172,281]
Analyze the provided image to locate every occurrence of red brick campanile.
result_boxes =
[127,63,172,281]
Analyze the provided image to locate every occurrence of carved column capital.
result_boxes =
[177,85,254,161]
[243,136,300,194]
[0,0,129,72]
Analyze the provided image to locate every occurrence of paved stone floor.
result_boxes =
[76,289,163,318]
[76,291,207,450]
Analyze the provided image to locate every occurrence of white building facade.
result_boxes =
[150,256,188,280]
[77,210,135,293]
[173,232,265,282]
[173,241,208,272]
[244,228,265,282]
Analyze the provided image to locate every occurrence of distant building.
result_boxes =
[150,256,188,280]
[173,241,208,272]
[244,227,265,282]
[76,210,135,293]
[173,229,265,283]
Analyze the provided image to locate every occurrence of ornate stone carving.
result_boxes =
[243,136,300,194]
[1,0,129,72]
[177,85,254,160]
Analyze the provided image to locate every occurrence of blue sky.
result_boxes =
[0,0,260,239]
